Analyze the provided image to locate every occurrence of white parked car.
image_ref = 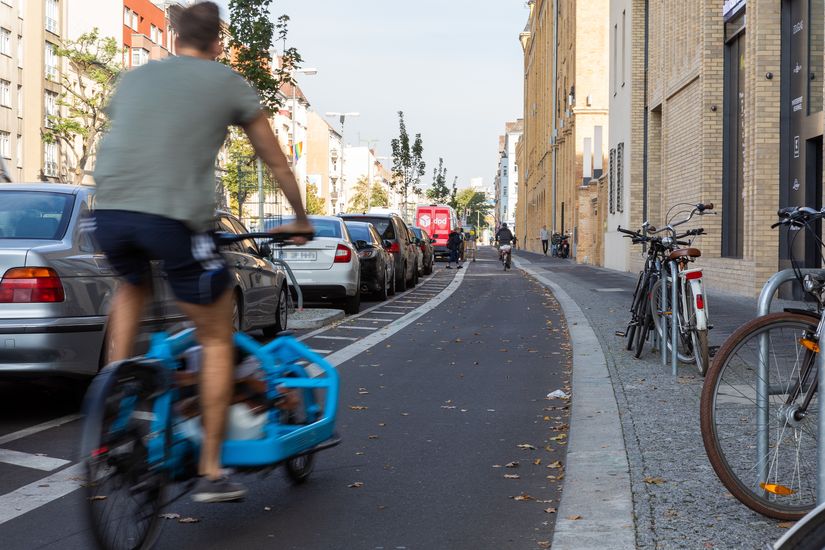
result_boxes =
[261,215,361,314]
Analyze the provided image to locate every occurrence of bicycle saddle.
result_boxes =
[668,247,701,260]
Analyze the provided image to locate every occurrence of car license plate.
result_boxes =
[284,250,317,261]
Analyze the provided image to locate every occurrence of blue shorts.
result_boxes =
[94,210,230,305]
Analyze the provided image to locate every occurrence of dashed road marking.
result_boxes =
[0,414,82,446]
[0,449,70,471]
[310,335,358,341]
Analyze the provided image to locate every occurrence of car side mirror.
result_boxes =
[259,243,272,258]
[355,239,368,249]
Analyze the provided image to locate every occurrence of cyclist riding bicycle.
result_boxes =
[92,1,311,503]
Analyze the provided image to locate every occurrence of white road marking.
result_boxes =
[310,335,358,341]
[0,449,70,471]
[355,318,397,322]
[382,305,415,309]
[336,326,379,331]
[371,311,404,315]
[593,288,626,292]
[0,414,82,446]
[0,462,85,525]
[310,349,332,354]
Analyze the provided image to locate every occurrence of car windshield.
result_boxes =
[263,216,342,239]
[348,217,395,240]
[0,191,73,239]
[412,228,423,239]
[345,223,372,243]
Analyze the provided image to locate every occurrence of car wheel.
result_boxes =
[425,257,433,275]
[343,287,361,314]
[377,266,389,301]
[410,262,418,287]
[262,284,288,338]
[388,264,397,296]
[396,263,407,292]
[231,290,242,332]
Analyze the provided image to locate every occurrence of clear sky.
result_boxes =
[215,0,527,191]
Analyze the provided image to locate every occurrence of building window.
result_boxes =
[609,148,616,214]
[0,80,10,108]
[621,10,626,86]
[0,132,10,160]
[17,85,21,117]
[45,42,58,79]
[616,142,624,213]
[45,0,58,34]
[16,134,21,168]
[44,142,58,176]
[17,35,22,68]
[0,28,10,56]
[131,47,149,67]
[612,23,617,95]
[44,90,58,127]
[150,24,163,46]
[722,11,746,258]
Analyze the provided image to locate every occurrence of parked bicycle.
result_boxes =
[700,206,824,520]
[617,202,713,373]
[80,231,341,550]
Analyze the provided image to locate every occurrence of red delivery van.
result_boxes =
[415,204,459,259]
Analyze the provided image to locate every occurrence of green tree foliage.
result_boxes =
[305,182,326,215]
[221,129,275,218]
[426,157,450,203]
[226,1,301,114]
[453,188,493,229]
[43,29,121,183]
[448,177,459,210]
[348,176,390,213]
[389,111,425,217]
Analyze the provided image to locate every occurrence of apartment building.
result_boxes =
[517,0,610,261]
[306,110,342,215]
[495,120,523,228]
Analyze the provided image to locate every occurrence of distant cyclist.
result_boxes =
[496,223,514,264]
[93,1,311,503]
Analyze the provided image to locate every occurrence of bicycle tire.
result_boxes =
[700,312,819,520]
[82,361,169,550]
[774,502,825,549]
[625,270,647,351]
[649,279,695,364]
[683,283,709,375]
[633,286,652,359]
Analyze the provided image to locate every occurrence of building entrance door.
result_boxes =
[780,0,825,293]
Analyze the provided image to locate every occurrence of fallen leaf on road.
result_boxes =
[566,515,583,520]
[643,476,666,485]
[510,493,535,501]
[178,517,199,524]
[368,435,379,439]
[505,461,519,468]
[264,506,271,511]
[550,434,567,441]
[533,458,542,465]
[547,461,563,469]
[504,474,520,479]
[88,495,107,501]
[159,513,180,520]
[401,412,410,416]
[517,443,537,450]
[538,542,551,549]
[349,405,368,411]
[378,422,386,427]
[544,507,557,514]
[778,522,796,529]
[348,482,364,488]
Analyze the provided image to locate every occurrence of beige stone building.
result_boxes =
[517,0,610,262]
[609,0,824,296]
[306,110,342,215]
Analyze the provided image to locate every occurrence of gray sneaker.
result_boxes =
[191,476,247,503]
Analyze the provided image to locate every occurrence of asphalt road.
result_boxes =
[0,247,571,550]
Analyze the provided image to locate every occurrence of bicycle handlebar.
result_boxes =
[213,231,315,246]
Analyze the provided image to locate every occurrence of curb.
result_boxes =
[289,308,346,330]
[514,257,635,550]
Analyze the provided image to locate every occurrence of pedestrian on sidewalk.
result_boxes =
[540,225,549,255]
[512,234,519,250]
[446,227,463,269]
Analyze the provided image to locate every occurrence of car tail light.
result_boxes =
[695,294,704,310]
[0,267,65,303]
[334,244,352,263]
[419,243,426,252]
[685,270,703,280]
[388,242,400,254]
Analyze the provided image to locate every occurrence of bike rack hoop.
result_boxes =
[756,268,825,317]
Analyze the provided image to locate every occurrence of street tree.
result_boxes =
[448,177,459,211]
[426,158,450,203]
[389,111,425,218]
[454,188,493,229]
[221,129,276,219]
[43,29,121,183]
[305,182,326,214]
[348,176,389,213]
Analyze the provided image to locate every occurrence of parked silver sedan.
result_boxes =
[0,184,289,378]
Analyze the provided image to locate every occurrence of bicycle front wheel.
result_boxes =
[82,361,169,550]
[684,283,710,375]
[700,312,819,519]
[650,279,695,364]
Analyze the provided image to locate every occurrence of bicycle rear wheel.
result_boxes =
[625,270,647,351]
[700,312,819,519]
[650,279,695,364]
[633,282,653,359]
[82,362,168,550]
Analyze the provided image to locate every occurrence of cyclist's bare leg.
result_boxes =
[108,281,152,362]
[176,289,234,480]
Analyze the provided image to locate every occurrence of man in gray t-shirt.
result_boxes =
[93,1,311,503]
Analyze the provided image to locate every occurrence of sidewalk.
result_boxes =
[513,250,799,549]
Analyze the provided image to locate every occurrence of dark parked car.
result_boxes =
[411,227,434,275]
[344,221,395,300]
[339,213,419,291]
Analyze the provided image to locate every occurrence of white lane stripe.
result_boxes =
[324,267,466,367]
[0,414,83,446]
[371,311,404,315]
[355,318,397,322]
[0,462,85,524]
[0,449,70,471]
[309,335,357,341]
[309,349,332,354]
[382,306,415,309]
[336,326,378,331]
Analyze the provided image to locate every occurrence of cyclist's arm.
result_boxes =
[243,112,311,235]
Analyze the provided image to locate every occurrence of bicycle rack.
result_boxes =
[753,268,824,501]
[270,256,304,311]
[657,260,680,376]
